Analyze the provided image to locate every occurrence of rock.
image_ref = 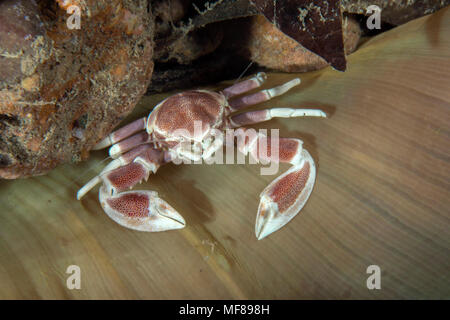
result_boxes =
[154,0,191,37]
[244,14,361,73]
[250,0,347,71]
[0,0,153,179]
[154,23,224,65]
[153,0,224,65]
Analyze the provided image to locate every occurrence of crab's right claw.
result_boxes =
[99,187,186,232]
[255,149,316,240]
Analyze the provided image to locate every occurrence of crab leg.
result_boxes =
[77,144,154,200]
[92,117,147,150]
[228,78,301,111]
[109,131,151,159]
[99,188,185,232]
[236,129,316,240]
[222,72,267,99]
[93,146,185,232]
[229,108,326,128]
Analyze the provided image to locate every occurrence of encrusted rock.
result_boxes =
[0,0,153,179]
[244,14,361,73]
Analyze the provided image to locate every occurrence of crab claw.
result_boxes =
[255,149,316,240]
[99,187,186,232]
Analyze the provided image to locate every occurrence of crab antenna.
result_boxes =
[75,155,112,181]
[77,176,101,200]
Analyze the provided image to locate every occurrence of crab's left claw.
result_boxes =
[99,187,186,232]
[255,149,316,240]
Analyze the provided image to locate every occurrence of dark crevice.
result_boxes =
[0,114,20,125]
[73,113,88,130]
[0,153,12,167]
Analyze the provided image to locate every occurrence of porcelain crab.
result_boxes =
[77,73,326,239]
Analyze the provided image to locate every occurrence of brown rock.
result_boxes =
[250,0,347,71]
[155,24,224,65]
[154,0,191,25]
[0,0,154,179]
[245,15,361,73]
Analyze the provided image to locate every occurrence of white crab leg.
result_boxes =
[99,188,185,232]
[222,72,267,99]
[93,117,147,150]
[229,108,326,127]
[228,78,301,111]
[109,131,151,159]
[256,149,316,240]
[235,129,316,240]
[77,144,154,200]
[95,147,185,231]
